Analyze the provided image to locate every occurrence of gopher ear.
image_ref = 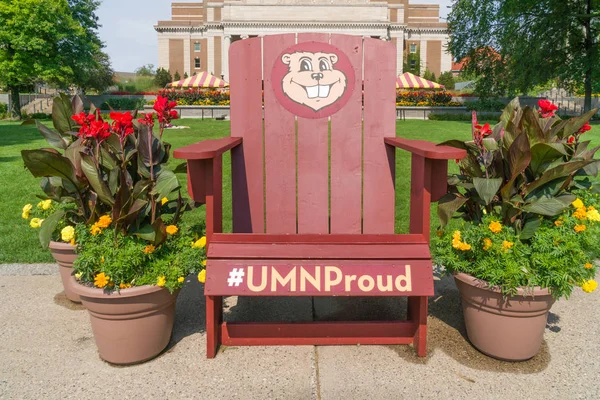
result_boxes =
[281,54,292,65]
[330,54,339,64]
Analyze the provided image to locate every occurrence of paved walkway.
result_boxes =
[0,264,599,399]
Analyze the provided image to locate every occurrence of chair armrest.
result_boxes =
[384,137,466,160]
[173,137,243,160]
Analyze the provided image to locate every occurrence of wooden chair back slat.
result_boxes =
[263,34,297,233]
[230,37,265,233]
[362,38,396,234]
[296,32,331,234]
[229,34,397,235]
[330,34,364,234]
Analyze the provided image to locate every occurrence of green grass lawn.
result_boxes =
[2,118,598,264]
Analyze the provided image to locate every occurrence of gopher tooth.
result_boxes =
[318,85,330,98]
[306,85,319,99]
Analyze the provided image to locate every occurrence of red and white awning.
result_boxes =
[167,72,229,88]
[396,72,444,89]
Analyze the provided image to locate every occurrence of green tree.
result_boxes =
[135,64,155,77]
[154,68,173,88]
[423,69,437,82]
[448,0,600,110]
[183,72,189,79]
[404,49,421,76]
[438,71,456,90]
[74,51,114,94]
[173,71,181,81]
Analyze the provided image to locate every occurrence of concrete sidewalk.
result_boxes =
[0,264,598,399]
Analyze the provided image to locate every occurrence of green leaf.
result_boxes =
[500,97,520,128]
[38,210,65,249]
[72,95,84,115]
[21,149,81,191]
[36,120,68,150]
[133,224,155,241]
[519,218,541,240]
[150,170,180,199]
[173,161,188,174]
[473,177,502,205]
[561,108,598,138]
[500,131,531,200]
[530,143,567,175]
[525,160,593,195]
[520,106,545,146]
[437,193,468,228]
[482,138,498,151]
[437,139,468,150]
[80,154,115,206]
[52,93,75,134]
[522,195,574,216]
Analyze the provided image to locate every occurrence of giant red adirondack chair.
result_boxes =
[174,33,466,358]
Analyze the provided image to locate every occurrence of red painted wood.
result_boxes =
[408,296,428,357]
[264,34,297,234]
[208,242,430,260]
[206,295,223,359]
[229,37,264,233]
[409,155,432,241]
[203,155,223,247]
[209,233,427,244]
[363,38,396,234]
[221,321,417,345]
[384,137,467,160]
[204,260,434,296]
[185,159,208,204]
[330,34,363,234]
[430,159,449,202]
[296,33,330,234]
[173,137,242,160]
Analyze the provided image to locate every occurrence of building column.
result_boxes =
[157,36,169,70]
[183,37,191,76]
[207,36,215,74]
[222,35,231,81]
[419,40,427,75]
[396,35,404,75]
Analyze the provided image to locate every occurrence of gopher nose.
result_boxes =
[311,72,323,80]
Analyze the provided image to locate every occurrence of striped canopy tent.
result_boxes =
[167,72,229,89]
[396,72,444,90]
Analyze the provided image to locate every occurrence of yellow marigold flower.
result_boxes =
[94,273,110,288]
[119,283,132,289]
[22,204,32,213]
[30,218,44,229]
[554,219,563,227]
[143,244,156,254]
[90,223,102,236]
[198,269,206,283]
[166,225,178,235]
[483,238,492,251]
[573,207,587,220]
[588,206,596,211]
[100,256,104,263]
[436,230,443,237]
[581,280,598,293]
[74,272,82,280]
[178,277,185,283]
[96,215,112,229]
[584,263,594,269]
[202,260,207,266]
[161,197,168,205]
[452,231,461,241]
[192,236,207,249]
[572,198,584,209]
[157,276,166,287]
[574,224,587,233]
[37,199,52,210]
[22,211,30,220]
[502,240,514,250]
[488,221,502,234]
[457,242,471,251]
[70,239,75,246]
[586,209,600,222]
[61,226,75,242]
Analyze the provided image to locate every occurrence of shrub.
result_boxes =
[464,98,506,112]
[395,90,455,106]
[155,89,230,106]
[101,97,145,111]
[438,71,456,90]
[429,113,499,122]
[154,68,173,88]
[0,103,7,119]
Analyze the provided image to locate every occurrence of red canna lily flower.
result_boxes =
[110,111,134,139]
[568,136,575,144]
[538,99,558,118]
[578,122,592,134]
[138,112,155,127]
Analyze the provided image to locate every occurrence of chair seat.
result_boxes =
[208,233,431,260]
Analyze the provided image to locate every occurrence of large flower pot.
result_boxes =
[454,272,555,361]
[48,241,81,303]
[72,278,179,365]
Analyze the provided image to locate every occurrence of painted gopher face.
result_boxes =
[281,52,348,112]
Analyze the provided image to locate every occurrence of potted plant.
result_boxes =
[432,98,599,361]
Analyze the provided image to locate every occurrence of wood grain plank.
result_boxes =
[362,38,397,234]
[296,32,330,234]
[264,34,297,233]
[330,34,363,234]
[229,37,264,233]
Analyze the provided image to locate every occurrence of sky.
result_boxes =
[97,0,453,72]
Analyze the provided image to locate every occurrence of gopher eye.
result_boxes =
[300,59,312,72]
[319,59,330,71]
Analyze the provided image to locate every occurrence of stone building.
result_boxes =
[155,0,451,81]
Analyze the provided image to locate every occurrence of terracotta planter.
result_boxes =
[454,272,555,361]
[48,241,81,303]
[72,277,179,365]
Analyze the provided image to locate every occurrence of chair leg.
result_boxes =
[206,295,223,358]
[408,296,428,357]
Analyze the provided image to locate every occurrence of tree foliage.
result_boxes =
[173,71,181,82]
[438,71,456,90]
[154,68,173,88]
[135,64,155,77]
[403,49,421,76]
[448,0,600,110]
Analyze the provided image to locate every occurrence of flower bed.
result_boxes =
[153,89,230,106]
[396,91,461,107]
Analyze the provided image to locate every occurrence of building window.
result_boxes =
[194,58,201,69]
[194,42,201,52]
[410,59,416,70]
[409,44,417,54]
